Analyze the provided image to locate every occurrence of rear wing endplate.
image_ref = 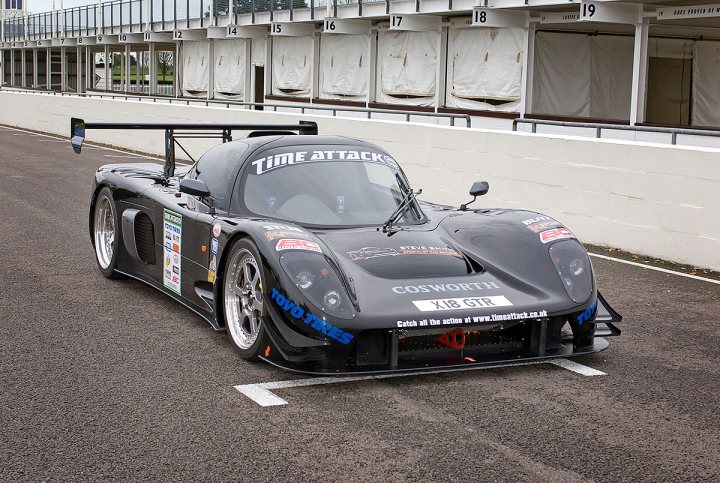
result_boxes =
[70,118,318,178]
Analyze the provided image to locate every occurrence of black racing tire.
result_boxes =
[222,238,267,361]
[92,187,123,279]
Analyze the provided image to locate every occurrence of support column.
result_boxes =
[10,49,15,86]
[46,48,51,89]
[434,26,448,113]
[629,18,649,126]
[310,32,320,102]
[76,45,83,92]
[519,22,536,117]
[207,39,214,100]
[264,37,272,96]
[85,47,91,91]
[244,39,252,103]
[0,50,4,86]
[149,42,157,94]
[33,48,39,88]
[103,45,109,91]
[136,47,141,93]
[123,43,130,92]
[174,41,181,97]
[21,49,27,87]
[367,30,377,106]
[60,47,67,91]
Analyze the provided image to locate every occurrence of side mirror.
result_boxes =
[469,181,490,197]
[70,117,85,154]
[460,180,489,211]
[179,178,211,198]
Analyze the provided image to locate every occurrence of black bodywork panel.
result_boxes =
[80,122,623,375]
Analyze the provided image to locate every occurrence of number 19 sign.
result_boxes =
[578,0,641,24]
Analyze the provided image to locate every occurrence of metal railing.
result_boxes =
[2,0,332,41]
[1,0,414,41]
[513,118,720,146]
[0,88,472,127]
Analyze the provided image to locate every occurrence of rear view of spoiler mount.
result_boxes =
[70,118,318,178]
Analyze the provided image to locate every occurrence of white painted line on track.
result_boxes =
[588,252,720,285]
[235,358,603,407]
[235,385,289,407]
[549,358,606,376]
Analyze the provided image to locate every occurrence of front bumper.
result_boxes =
[258,291,622,375]
[260,316,614,375]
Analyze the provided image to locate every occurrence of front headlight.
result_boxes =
[549,240,593,303]
[279,251,354,319]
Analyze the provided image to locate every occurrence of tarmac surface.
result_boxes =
[1,125,719,481]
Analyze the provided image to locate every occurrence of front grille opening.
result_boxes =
[398,322,529,358]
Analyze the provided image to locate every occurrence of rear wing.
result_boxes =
[70,118,318,178]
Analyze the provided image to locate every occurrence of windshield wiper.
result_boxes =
[382,187,422,234]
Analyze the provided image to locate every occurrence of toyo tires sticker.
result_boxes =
[163,209,182,294]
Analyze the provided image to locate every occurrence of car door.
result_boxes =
[156,189,213,307]
[161,142,250,311]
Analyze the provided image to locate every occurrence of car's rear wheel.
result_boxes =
[223,238,265,360]
[93,187,122,279]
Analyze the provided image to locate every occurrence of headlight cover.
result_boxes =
[279,251,354,319]
[549,239,593,303]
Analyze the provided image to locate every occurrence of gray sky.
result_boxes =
[28,0,93,14]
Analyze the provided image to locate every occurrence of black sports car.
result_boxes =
[71,118,621,374]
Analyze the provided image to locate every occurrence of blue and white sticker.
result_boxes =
[163,209,182,294]
[210,238,219,255]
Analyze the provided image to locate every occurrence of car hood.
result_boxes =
[316,229,472,279]
[310,220,585,330]
[248,209,594,332]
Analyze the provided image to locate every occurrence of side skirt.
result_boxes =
[115,268,224,331]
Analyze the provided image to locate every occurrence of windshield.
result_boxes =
[242,147,424,227]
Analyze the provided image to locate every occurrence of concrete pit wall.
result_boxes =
[1,91,718,271]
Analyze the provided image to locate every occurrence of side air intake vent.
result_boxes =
[135,212,156,264]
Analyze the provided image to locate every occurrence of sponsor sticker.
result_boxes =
[210,238,219,254]
[392,281,500,294]
[251,150,398,175]
[523,215,553,226]
[270,288,353,344]
[163,209,182,294]
[263,224,303,232]
[396,309,548,327]
[212,223,222,238]
[347,246,461,261]
[526,221,562,233]
[412,295,513,312]
[276,239,322,253]
[266,230,311,241]
[208,255,217,283]
[576,298,597,326]
[540,228,574,244]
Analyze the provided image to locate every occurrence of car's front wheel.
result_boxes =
[223,238,266,360]
[93,187,122,279]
